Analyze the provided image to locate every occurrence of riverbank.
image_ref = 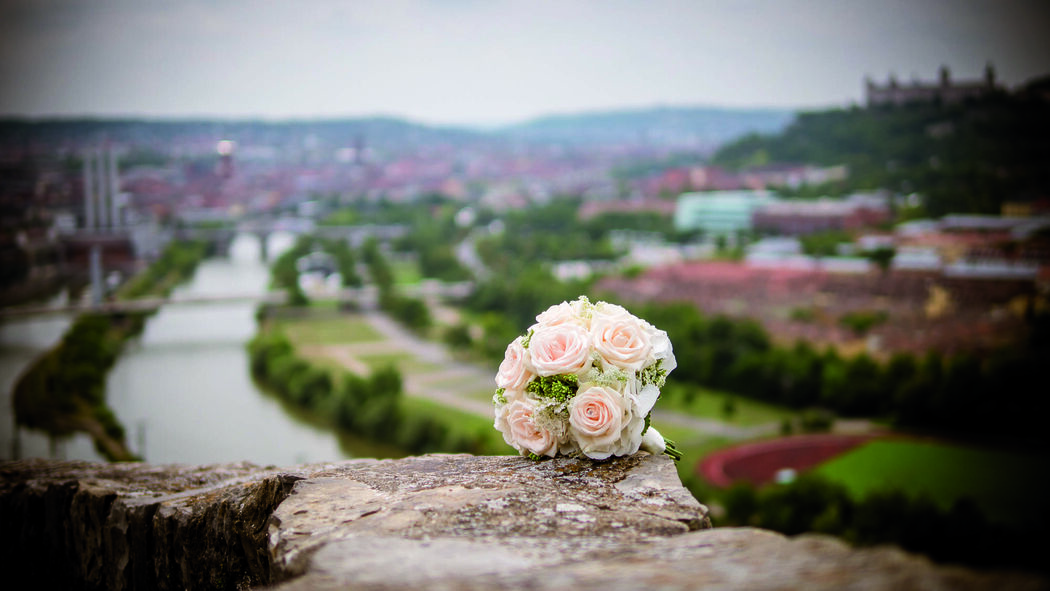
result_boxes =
[249,306,507,457]
[10,241,208,461]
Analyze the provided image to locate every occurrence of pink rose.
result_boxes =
[501,399,558,457]
[591,301,633,324]
[569,385,625,459]
[496,337,532,390]
[535,301,585,328]
[591,315,652,372]
[528,324,591,377]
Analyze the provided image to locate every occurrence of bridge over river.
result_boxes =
[0,281,473,320]
[176,221,408,258]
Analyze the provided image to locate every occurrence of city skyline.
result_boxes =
[1,0,1049,126]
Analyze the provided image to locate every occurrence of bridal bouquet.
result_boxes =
[493,296,681,461]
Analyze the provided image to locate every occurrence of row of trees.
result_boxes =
[14,313,144,461]
[269,237,313,306]
[715,474,1042,573]
[360,238,432,333]
[117,240,208,299]
[268,230,435,334]
[270,235,364,307]
[632,301,1049,445]
[247,329,502,455]
[387,200,474,282]
[475,198,621,271]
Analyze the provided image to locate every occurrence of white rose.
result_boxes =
[616,410,646,457]
[536,301,586,328]
[634,382,660,417]
[501,399,558,457]
[640,426,666,455]
[591,301,633,325]
[494,387,524,427]
[528,324,592,377]
[496,337,532,390]
[645,323,677,374]
[569,385,626,460]
[592,315,652,372]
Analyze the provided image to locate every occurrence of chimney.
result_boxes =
[109,147,120,228]
[96,147,109,229]
[83,151,96,230]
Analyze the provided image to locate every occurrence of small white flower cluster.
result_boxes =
[493,296,677,460]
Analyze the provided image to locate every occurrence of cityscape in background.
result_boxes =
[2,0,1050,581]
[3,65,1048,358]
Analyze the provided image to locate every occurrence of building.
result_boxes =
[866,65,1000,107]
[739,164,848,190]
[751,194,890,235]
[578,198,677,220]
[674,190,777,237]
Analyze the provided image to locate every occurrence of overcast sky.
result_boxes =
[1,0,1048,126]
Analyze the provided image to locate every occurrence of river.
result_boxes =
[2,232,354,466]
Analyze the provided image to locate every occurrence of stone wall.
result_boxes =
[0,453,1044,590]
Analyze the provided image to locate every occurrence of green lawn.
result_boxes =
[815,439,1048,529]
[660,383,797,427]
[274,314,384,345]
[391,259,422,285]
[356,352,442,374]
[400,397,510,455]
[466,387,498,403]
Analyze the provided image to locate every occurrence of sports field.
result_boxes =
[814,439,1048,529]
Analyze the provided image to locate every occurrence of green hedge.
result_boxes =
[118,240,207,299]
[362,237,431,332]
[248,329,504,456]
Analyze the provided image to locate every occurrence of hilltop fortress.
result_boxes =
[866,64,1000,107]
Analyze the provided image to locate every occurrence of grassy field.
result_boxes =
[357,352,442,374]
[272,314,384,345]
[391,259,422,285]
[660,382,797,427]
[400,397,509,455]
[815,439,1048,529]
[465,386,498,403]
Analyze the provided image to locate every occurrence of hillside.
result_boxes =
[712,82,1050,215]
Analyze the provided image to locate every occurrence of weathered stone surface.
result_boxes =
[1,453,1045,591]
[0,458,308,590]
[267,453,710,585]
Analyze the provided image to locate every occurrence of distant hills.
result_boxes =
[0,116,479,152]
[0,106,796,152]
[501,106,794,148]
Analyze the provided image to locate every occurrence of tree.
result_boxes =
[800,230,851,259]
[866,246,896,273]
